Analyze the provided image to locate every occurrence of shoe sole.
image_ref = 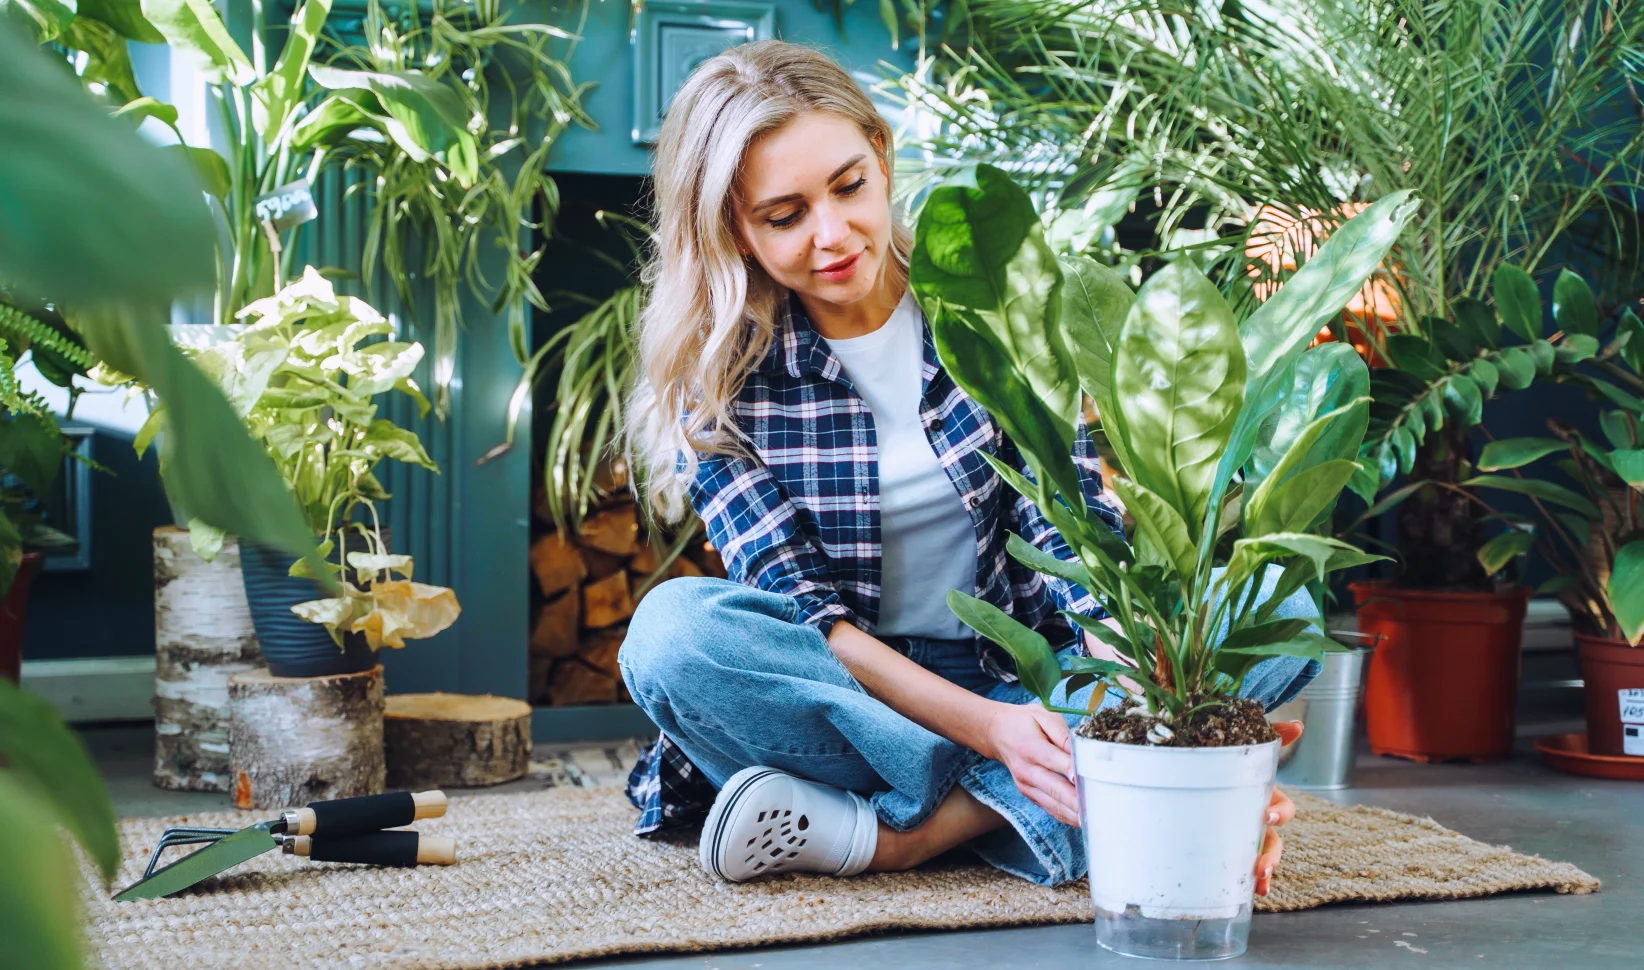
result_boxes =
[699,766,782,881]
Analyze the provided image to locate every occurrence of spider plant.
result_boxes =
[912,164,1411,724]
[321,0,593,415]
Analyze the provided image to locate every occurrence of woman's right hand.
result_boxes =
[977,700,1081,827]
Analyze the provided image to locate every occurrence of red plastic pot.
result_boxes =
[0,551,46,683]
[1351,580,1528,763]
[1576,633,1644,758]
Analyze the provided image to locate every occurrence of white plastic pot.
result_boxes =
[1074,735,1280,961]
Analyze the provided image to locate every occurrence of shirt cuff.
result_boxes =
[793,594,856,638]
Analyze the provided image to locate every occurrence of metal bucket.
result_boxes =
[1277,642,1372,790]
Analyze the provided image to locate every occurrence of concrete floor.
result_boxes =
[87,718,1641,970]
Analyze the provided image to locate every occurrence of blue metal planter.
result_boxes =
[239,542,376,678]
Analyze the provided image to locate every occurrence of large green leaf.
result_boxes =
[0,24,215,304]
[1005,532,1094,589]
[0,412,62,496]
[308,65,473,159]
[909,164,1080,449]
[251,0,332,141]
[1112,260,1244,530]
[1478,529,1536,575]
[1245,458,1359,537]
[1225,532,1370,591]
[1059,252,1133,411]
[1248,342,1369,487]
[1109,475,1196,582]
[138,0,254,84]
[76,303,321,567]
[290,91,385,150]
[1477,437,1567,471]
[947,590,1062,702]
[61,15,143,104]
[1552,269,1598,337]
[0,678,118,880]
[361,419,435,470]
[1494,265,1542,343]
[0,773,82,970]
[77,0,164,41]
[1610,541,1644,643]
[1460,475,1600,518]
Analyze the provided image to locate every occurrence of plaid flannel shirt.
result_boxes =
[625,293,1123,835]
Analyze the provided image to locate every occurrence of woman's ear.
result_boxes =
[871,132,889,179]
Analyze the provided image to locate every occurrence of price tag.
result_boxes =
[1624,724,1644,757]
[1620,689,1644,725]
[251,179,318,233]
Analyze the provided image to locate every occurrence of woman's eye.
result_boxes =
[839,176,867,196]
[768,211,802,229]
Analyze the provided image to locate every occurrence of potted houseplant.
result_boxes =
[149,267,460,676]
[1449,271,1644,758]
[1347,266,1605,760]
[911,165,1413,960]
[0,303,97,680]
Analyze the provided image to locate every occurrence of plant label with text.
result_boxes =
[252,180,318,233]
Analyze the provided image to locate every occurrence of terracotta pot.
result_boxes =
[1351,580,1528,762]
[0,551,46,683]
[1575,633,1644,757]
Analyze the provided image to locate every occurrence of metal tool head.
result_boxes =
[113,820,282,901]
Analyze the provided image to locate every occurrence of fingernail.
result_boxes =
[1265,865,1273,882]
[1267,810,1280,824]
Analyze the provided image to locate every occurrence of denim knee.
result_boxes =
[619,576,720,697]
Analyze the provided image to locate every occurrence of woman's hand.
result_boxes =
[978,700,1081,827]
[1255,720,1304,896]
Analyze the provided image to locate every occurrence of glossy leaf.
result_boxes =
[1248,342,1369,487]
[1609,449,1644,486]
[1063,611,1142,666]
[0,774,82,970]
[1496,346,1536,390]
[1245,458,1359,536]
[170,144,230,199]
[1218,618,1313,652]
[1555,334,1599,364]
[947,590,1062,702]
[1477,437,1567,471]
[1493,265,1541,343]
[1006,533,1095,590]
[1442,373,1483,425]
[1059,252,1133,411]
[1609,541,1644,644]
[78,0,166,42]
[1110,476,1197,582]
[139,0,255,84]
[1601,410,1635,450]
[0,26,215,304]
[1552,269,1598,337]
[0,679,118,879]
[1112,260,1244,530]
[1468,358,1499,398]
[910,164,1080,447]
[1461,475,1600,518]
[1621,310,1644,373]
[1478,530,1536,575]
[0,412,63,497]
[112,95,179,128]
[1452,297,1500,350]
[1384,333,1446,381]
[309,65,475,163]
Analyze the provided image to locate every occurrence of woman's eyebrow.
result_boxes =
[750,154,867,212]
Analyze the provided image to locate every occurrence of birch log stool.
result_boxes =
[229,665,385,809]
[383,693,532,788]
[152,527,262,792]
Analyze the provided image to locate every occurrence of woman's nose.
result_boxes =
[812,201,850,250]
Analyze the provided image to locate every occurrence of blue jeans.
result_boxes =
[618,575,1320,887]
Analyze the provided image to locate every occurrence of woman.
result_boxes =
[619,39,1316,889]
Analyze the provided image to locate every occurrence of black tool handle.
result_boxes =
[290,831,456,866]
[286,790,447,836]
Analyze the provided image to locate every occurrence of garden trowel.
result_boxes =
[114,790,454,901]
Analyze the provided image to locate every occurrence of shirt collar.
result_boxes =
[761,290,940,385]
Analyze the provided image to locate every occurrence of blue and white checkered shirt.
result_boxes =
[625,293,1123,835]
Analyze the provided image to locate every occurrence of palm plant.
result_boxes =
[892,0,1644,588]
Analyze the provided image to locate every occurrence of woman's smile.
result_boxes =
[816,251,862,282]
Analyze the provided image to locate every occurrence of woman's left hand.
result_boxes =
[1255,720,1303,896]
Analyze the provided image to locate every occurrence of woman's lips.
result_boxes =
[816,252,861,282]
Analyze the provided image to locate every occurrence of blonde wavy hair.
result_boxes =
[627,39,913,522]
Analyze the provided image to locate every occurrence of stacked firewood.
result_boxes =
[528,490,725,706]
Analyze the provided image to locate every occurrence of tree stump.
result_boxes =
[229,665,385,810]
[383,693,532,788]
[152,526,262,792]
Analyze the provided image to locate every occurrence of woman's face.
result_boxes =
[731,111,892,308]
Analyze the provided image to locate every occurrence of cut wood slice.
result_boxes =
[530,590,581,659]
[577,503,639,557]
[229,666,385,810]
[583,570,634,628]
[384,693,533,789]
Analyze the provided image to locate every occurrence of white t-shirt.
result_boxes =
[821,292,979,640]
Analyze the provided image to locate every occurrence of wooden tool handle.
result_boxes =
[286,790,448,836]
[288,831,456,866]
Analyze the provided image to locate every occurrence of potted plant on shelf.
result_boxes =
[0,302,98,681]
[144,267,460,677]
[1346,266,1609,761]
[911,165,1413,960]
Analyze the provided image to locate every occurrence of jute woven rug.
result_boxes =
[85,788,1597,970]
